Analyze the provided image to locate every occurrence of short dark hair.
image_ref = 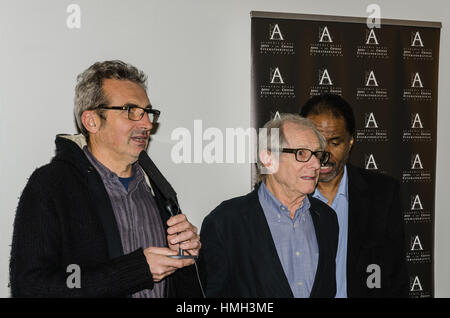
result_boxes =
[299,94,355,137]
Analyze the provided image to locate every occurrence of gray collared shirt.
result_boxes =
[258,182,319,298]
[83,147,167,298]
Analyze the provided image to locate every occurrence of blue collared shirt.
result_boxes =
[258,182,319,298]
[313,165,349,298]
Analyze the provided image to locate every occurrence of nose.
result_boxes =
[138,112,153,131]
[308,153,321,170]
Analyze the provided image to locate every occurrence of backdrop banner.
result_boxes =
[251,11,441,298]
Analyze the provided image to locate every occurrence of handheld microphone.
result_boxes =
[138,150,205,297]
[165,199,197,260]
[138,150,196,259]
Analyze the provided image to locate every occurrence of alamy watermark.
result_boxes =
[366,4,381,29]
[170,120,279,174]
[66,4,81,29]
[66,264,81,289]
[366,264,381,289]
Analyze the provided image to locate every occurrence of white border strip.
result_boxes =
[250,11,442,29]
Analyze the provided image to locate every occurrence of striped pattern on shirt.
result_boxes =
[83,147,167,298]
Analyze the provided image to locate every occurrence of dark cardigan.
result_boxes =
[9,135,202,297]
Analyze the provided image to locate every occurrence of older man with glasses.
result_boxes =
[199,113,339,298]
[10,60,202,298]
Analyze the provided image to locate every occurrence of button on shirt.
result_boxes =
[313,165,348,298]
[258,182,319,298]
[83,147,167,298]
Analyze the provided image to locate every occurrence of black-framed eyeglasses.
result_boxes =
[95,104,161,123]
[281,148,330,165]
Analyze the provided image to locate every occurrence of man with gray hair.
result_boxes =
[10,60,203,297]
[199,113,339,297]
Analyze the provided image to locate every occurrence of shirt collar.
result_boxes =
[83,146,143,189]
[338,165,348,198]
[258,181,311,219]
[313,165,349,201]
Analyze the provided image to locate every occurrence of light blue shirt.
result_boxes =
[258,182,319,298]
[313,165,348,298]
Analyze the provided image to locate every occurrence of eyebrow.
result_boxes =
[290,146,323,152]
[327,136,343,142]
[124,103,152,109]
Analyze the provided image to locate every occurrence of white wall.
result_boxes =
[1,0,449,297]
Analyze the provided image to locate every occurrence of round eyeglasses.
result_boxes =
[281,148,330,165]
[95,104,160,123]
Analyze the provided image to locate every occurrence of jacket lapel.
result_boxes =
[346,165,370,278]
[137,151,173,230]
[308,196,324,298]
[85,165,125,259]
[243,190,294,298]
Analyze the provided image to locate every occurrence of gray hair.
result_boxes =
[74,60,148,138]
[256,113,326,183]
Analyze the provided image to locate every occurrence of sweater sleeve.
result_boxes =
[10,171,154,298]
[198,213,230,297]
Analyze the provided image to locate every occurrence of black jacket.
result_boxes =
[199,187,339,298]
[9,134,202,297]
[346,164,409,297]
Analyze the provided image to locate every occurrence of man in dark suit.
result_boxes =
[300,94,409,297]
[200,114,339,297]
[10,60,202,297]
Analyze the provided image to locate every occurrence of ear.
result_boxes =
[259,149,271,166]
[81,110,100,134]
[259,149,279,175]
[349,136,354,150]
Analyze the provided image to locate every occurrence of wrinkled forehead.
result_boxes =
[102,79,150,105]
[282,122,321,150]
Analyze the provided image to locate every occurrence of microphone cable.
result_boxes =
[166,200,206,298]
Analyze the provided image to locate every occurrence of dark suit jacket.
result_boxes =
[10,135,201,297]
[346,164,409,297]
[199,187,339,298]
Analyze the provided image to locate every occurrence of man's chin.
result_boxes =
[318,172,337,183]
[133,141,149,152]
[130,145,149,162]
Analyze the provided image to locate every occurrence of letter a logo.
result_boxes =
[319,26,332,43]
[410,276,423,292]
[411,195,424,211]
[411,113,423,129]
[366,29,379,45]
[272,111,281,120]
[270,24,284,40]
[411,154,423,170]
[411,235,424,251]
[411,32,424,47]
[365,112,378,128]
[365,71,379,87]
[270,67,284,84]
[319,69,333,85]
[411,72,424,88]
[365,154,378,170]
